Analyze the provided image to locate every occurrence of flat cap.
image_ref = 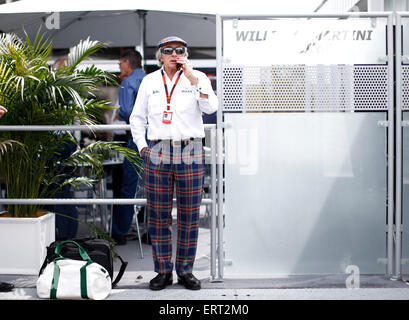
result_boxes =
[157,36,188,48]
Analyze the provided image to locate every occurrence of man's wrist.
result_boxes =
[190,76,201,91]
[189,76,199,86]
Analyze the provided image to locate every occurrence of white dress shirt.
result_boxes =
[130,67,218,152]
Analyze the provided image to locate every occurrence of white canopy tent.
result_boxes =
[0,0,324,15]
[0,0,327,49]
[0,0,361,70]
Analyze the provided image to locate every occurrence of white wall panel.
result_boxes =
[224,112,387,275]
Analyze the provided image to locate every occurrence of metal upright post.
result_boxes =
[216,14,224,281]
[394,12,403,279]
[137,10,147,67]
[210,126,217,280]
[387,12,396,278]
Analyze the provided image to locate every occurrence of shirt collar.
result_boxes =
[161,66,183,83]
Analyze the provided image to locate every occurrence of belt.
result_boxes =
[152,138,201,147]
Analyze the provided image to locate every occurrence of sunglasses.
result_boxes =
[161,47,186,55]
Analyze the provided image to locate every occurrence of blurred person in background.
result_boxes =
[111,49,146,245]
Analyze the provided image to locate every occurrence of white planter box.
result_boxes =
[0,213,55,275]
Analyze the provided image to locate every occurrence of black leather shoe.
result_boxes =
[177,273,201,290]
[0,282,14,292]
[149,273,173,291]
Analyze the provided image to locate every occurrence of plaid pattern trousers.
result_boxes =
[144,140,204,275]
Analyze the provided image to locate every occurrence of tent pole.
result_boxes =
[137,10,147,69]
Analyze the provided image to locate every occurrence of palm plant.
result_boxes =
[0,30,142,217]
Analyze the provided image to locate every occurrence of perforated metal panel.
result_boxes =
[222,65,389,111]
[401,65,409,110]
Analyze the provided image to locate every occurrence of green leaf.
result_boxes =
[68,37,106,71]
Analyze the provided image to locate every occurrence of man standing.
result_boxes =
[130,36,218,290]
[111,49,146,245]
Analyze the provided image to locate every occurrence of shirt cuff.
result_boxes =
[136,138,148,154]
[192,78,212,96]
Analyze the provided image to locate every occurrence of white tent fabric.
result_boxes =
[0,10,217,48]
[0,0,323,15]
[0,0,324,48]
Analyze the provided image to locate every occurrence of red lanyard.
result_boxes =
[161,69,183,111]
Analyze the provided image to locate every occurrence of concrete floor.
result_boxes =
[1,209,409,301]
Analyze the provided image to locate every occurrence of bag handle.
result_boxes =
[112,254,128,288]
[51,240,92,299]
[50,251,90,300]
[54,240,92,262]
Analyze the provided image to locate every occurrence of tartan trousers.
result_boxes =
[144,140,204,275]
